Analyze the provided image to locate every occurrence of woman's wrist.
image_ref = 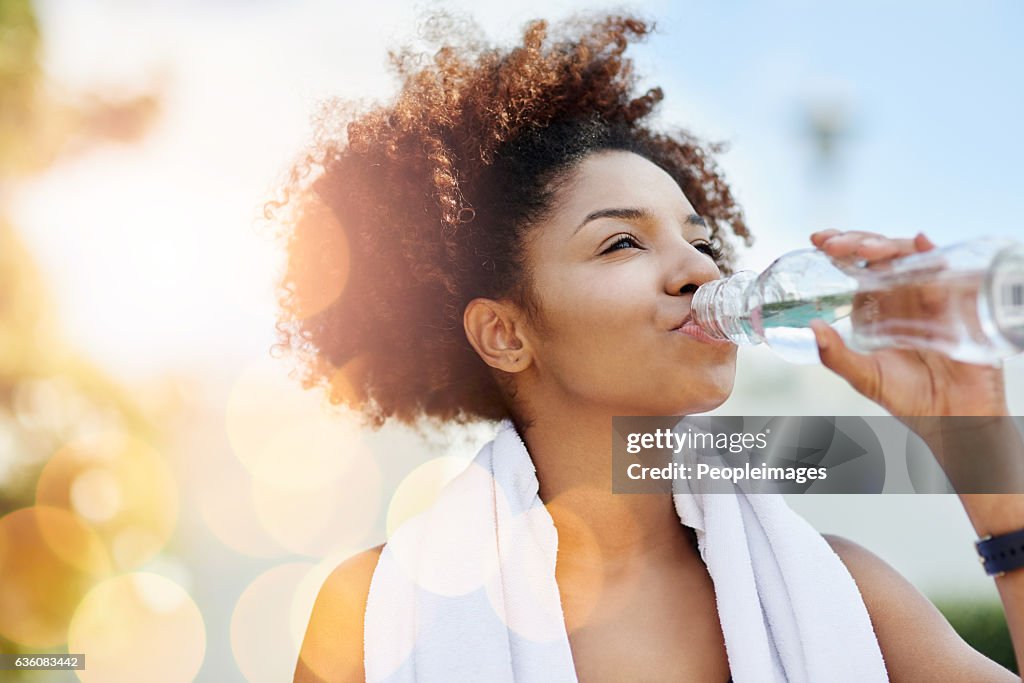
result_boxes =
[928,416,1024,502]
[960,494,1024,538]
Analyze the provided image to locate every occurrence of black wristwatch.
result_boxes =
[975,528,1024,577]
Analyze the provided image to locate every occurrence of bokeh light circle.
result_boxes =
[487,490,606,638]
[287,199,350,321]
[36,430,179,570]
[0,506,111,648]
[251,453,381,558]
[385,455,471,538]
[225,357,367,489]
[387,460,501,597]
[68,572,205,683]
[69,466,122,523]
[194,450,284,558]
[231,562,315,683]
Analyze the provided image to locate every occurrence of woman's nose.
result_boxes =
[666,243,722,296]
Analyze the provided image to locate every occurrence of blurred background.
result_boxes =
[2,0,1023,679]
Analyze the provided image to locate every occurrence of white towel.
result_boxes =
[364,418,889,682]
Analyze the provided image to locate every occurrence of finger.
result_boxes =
[818,232,919,264]
[852,231,935,260]
[810,229,842,246]
[817,231,887,258]
[861,238,930,272]
[822,230,888,240]
[914,232,937,251]
[810,319,882,402]
[857,238,916,263]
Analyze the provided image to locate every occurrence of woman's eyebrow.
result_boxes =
[573,207,707,235]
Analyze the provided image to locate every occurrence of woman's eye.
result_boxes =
[693,241,717,257]
[600,235,721,260]
[602,234,640,253]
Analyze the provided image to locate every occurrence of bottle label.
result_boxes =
[994,267,1024,328]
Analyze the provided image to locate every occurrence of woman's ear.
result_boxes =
[463,298,533,373]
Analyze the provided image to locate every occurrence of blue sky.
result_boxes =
[632,1,1024,265]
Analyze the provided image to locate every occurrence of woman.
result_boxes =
[269,12,1021,682]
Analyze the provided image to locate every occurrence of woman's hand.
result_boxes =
[807,229,1010,418]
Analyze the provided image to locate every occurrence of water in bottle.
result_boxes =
[690,237,1024,365]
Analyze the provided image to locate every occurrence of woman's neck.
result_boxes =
[520,410,700,579]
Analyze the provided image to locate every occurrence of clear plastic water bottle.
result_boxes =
[690,237,1024,366]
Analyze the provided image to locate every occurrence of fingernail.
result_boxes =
[862,238,882,247]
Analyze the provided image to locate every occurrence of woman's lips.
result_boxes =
[676,321,734,346]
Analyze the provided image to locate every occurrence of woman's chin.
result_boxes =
[672,379,735,415]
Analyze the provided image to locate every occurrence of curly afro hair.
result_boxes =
[264,12,752,431]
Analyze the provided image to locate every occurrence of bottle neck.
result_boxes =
[691,271,761,345]
[691,279,730,340]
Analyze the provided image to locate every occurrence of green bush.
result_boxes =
[934,599,1017,673]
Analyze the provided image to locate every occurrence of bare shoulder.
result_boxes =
[822,533,1015,682]
[294,543,386,683]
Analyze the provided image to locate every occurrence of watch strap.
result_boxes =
[975,527,1024,577]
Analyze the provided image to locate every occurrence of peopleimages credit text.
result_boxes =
[624,427,827,484]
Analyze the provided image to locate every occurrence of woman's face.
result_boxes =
[521,149,738,416]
